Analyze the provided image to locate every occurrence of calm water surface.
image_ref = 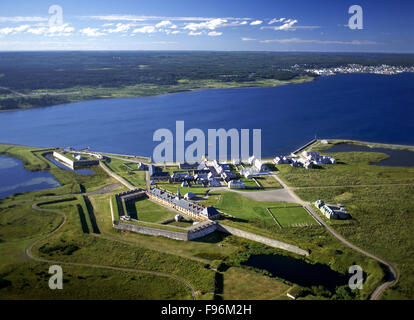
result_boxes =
[0,155,60,199]
[45,154,94,175]
[0,73,413,158]
[325,143,414,167]
[242,254,349,291]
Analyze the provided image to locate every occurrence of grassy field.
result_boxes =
[276,151,414,187]
[0,261,191,300]
[125,198,176,222]
[0,142,403,300]
[270,206,318,227]
[277,141,414,299]
[255,175,282,189]
[218,267,290,300]
[295,184,414,299]
[104,158,146,188]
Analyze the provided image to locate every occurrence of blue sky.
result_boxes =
[0,0,413,52]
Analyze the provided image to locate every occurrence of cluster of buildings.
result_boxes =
[274,151,336,169]
[115,187,221,222]
[238,156,267,179]
[304,64,414,76]
[146,187,220,220]
[315,200,350,220]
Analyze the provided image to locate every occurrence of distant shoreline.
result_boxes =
[0,76,315,114]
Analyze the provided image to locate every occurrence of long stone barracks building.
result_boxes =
[52,151,99,169]
[146,187,220,220]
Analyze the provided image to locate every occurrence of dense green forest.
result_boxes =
[0,51,413,111]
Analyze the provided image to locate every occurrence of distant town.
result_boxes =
[298,64,414,76]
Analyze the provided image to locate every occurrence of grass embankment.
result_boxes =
[104,158,146,188]
[270,206,318,227]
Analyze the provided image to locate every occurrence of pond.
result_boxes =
[242,254,349,291]
[45,154,94,175]
[325,143,414,167]
[0,155,61,200]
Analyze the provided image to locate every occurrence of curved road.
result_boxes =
[272,173,398,300]
[26,203,197,300]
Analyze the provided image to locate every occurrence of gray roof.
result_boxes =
[147,187,204,214]
[201,206,220,218]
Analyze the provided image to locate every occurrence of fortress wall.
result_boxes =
[216,223,309,256]
[53,151,74,167]
[114,221,189,241]
[188,223,218,240]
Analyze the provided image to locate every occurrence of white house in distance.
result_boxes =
[301,151,336,165]
[248,156,267,172]
[274,151,337,169]
[228,180,245,189]
[232,158,241,165]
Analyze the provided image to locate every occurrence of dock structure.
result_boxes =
[291,138,317,155]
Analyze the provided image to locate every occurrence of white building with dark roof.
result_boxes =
[228,180,245,189]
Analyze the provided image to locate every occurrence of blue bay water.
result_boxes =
[0,73,413,159]
[0,155,60,199]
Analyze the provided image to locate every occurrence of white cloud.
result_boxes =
[0,25,30,35]
[250,20,263,26]
[208,31,222,36]
[133,26,157,33]
[188,31,202,36]
[83,15,250,22]
[79,27,105,37]
[269,18,285,24]
[0,16,48,22]
[107,23,131,33]
[260,38,378,45]
[26,27,48,35]
[184,18,227,31]
[155,20,172,28]
[239,21,248,25]
[25,23,74,36]
[241,37,256,41]
[273,19,298,30]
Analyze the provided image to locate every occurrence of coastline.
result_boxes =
[0,75,316,114]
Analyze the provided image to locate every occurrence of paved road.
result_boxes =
[272,173,398,300]
[26,203,197,300]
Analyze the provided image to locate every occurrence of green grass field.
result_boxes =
[0,142,407,300]
[104,158,146,188]
[125,198,176,223]
[270,206,318,227]
[255,175,282,189]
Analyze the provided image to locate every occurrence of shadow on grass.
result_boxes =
[83,195,100,234]
[125,200,138,220]
[193,232,230,244]
[77,204,90,234]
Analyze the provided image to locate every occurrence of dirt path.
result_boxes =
[272,174,398,300]
[25,203,197,300]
